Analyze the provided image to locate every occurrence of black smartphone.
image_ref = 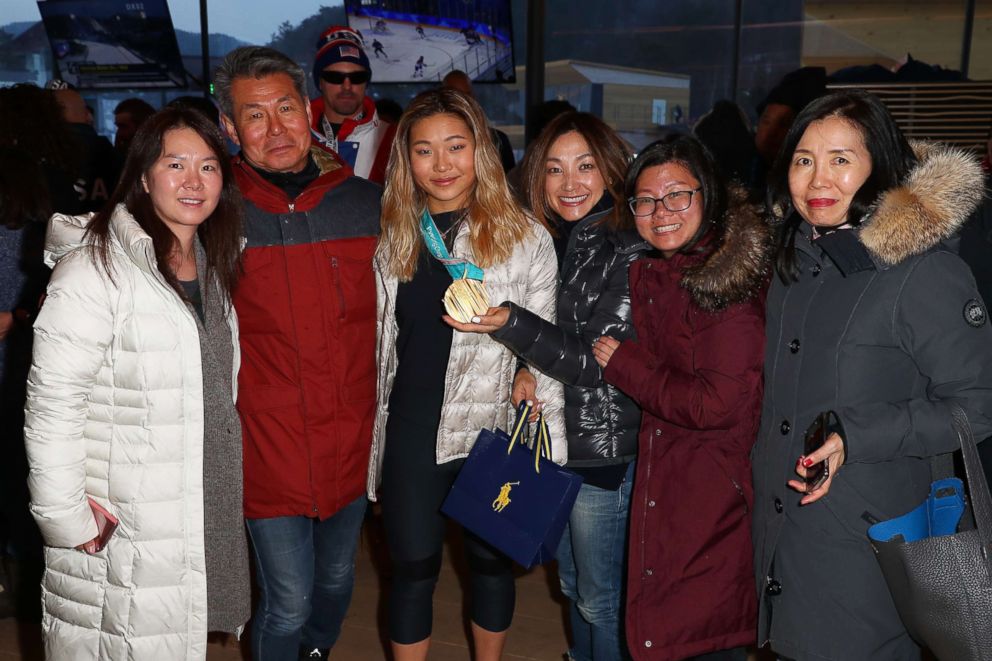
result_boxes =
[802,412,835,491]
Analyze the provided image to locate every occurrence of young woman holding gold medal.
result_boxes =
[368,88,564,661]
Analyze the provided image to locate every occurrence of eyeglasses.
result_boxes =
[628,188,702,217]
[319,70,370,85]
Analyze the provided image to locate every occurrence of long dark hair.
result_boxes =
[521,111,632,231]
[88,107,244,300]
[380,88,527,281]
[625,134,728,255]
[769,89,917,282]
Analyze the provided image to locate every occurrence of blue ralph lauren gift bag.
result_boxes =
[441,403,582,568]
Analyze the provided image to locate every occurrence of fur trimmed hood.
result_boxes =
[860,140,984,265]
[683,185,772,311]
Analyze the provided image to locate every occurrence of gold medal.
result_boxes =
[443,277,490,323]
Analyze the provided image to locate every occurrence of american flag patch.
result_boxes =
[339,45,361,59]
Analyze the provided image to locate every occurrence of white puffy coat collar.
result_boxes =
[46,204,161,281]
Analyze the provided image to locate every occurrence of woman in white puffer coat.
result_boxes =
[24,107,249,660]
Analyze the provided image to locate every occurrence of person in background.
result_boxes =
[693,100,757,192]
[445,111,643,661]
[310,25,395,184]
[371,87,564,661]
[957,122,992,307]
[0,148,52,623]
[51,84,122,212]
[376,98,404,125]
[214,46,382,661]
[955,124,992,490]
[167,95,221,126]
[594,134,769,660]
[442,69,516,173]
[752,90,992,660]
[113,97,156,156]
[0,83,85,622]
[751,67,826,194]
[24,106,249,659]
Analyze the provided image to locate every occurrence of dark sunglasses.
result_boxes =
[319,70,370,85]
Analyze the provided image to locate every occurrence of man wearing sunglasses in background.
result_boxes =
[310,25,396,184]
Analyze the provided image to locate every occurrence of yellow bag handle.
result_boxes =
[505,401,553,474]
[507,401,531,455]
[533,413,552,474]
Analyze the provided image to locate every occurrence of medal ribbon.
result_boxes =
[419,209,484,281]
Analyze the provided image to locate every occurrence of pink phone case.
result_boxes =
[87,497,119,552]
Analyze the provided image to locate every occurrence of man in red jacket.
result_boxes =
[310,25,395,184]
[214,46,381,661]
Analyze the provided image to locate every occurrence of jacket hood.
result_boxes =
[45,211,93,267]
[859,140,984,266]
[682,185,772,311]
[46,205,159,279]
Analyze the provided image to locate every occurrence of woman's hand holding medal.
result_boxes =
[443,305,510,332]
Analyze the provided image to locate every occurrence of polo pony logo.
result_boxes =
[492,481,520,513]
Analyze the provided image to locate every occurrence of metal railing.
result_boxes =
[827,81,992,151]
[433,38,511,82]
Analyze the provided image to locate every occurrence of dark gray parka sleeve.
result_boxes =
[839,250,992,463]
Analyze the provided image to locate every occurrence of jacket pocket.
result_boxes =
[242,248,273,274]
[43,546,109,630]
[321,238,376,322]
[700,443,752,518]
[330,256,346,320]
[820,470,899,540]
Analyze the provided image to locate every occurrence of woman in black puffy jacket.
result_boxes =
[446,111,644,661]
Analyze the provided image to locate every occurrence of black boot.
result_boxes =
[299,646,330,660]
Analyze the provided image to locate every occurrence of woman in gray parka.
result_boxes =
[751,89,992,660]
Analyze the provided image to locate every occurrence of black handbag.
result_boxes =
[867,406,992,661]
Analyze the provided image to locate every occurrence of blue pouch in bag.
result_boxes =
[867,478,966,544]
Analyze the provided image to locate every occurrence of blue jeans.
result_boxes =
[246,496,367,660]
[557,462,634,661]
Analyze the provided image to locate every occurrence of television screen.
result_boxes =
[344,0,514,84]
[37,0,186,89]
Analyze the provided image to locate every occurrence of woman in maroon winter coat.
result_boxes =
[593,135,770,661]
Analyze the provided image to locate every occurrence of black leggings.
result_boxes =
[380,413,515,644]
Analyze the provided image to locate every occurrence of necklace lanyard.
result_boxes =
[419,209,485,281]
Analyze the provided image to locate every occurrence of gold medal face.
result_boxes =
[443,278,490,323]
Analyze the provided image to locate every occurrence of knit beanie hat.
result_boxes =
[313,25,371,87]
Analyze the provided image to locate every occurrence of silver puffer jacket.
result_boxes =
[368,218,566,500]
